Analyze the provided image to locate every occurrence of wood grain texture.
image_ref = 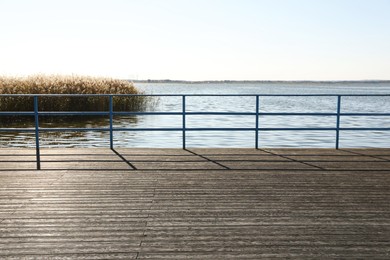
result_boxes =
[0,148,389,259]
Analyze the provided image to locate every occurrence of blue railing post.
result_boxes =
[33,96,41,170]
[109,95,114,149]
[255,95,259,149]
[336,95,341,149]
[182,95,186,149]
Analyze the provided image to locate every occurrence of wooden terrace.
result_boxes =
[1,148,390,259]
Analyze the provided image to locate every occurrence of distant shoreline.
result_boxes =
[130,79,390,84]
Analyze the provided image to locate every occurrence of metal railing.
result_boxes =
[1,94,390,170]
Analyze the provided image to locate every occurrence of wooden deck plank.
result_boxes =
[0,148,390,259]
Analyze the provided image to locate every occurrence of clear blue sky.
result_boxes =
[1,0,389,80]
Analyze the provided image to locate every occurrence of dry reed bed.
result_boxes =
[0,75,150,112]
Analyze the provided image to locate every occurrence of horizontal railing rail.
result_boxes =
[1,94,389,170]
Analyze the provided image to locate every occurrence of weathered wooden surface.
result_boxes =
[0,148,390,259]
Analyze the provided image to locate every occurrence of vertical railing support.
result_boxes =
[336,95,341,149]
[34,96,41,170]
[182,95,186,149]
[109,95,114,149]
[255,95,259,149]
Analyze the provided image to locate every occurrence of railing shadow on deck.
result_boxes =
[1,148,390,172]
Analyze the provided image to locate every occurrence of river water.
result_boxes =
[1,82,390,148]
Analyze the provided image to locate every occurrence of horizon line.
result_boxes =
[129,79,390,83]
